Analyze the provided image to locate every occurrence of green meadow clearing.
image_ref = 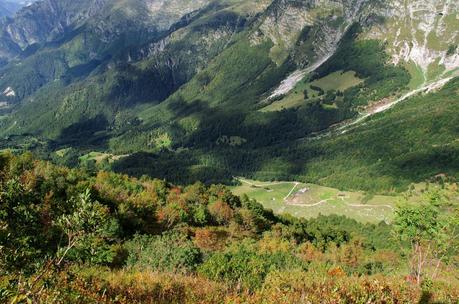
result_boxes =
[231,178,397,223]
[79,151,129,164]
[262,70,363,112]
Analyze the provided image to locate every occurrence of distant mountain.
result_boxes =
[0,0,21,17]
[0,0,457,192]
[0,0,36,17]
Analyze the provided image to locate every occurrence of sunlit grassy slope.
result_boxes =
[231,178,397,223]
[261,70,363,112]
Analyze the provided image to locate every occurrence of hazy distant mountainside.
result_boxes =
[0,0,457,192]
[0,0,22,17]
[0,0,35,17]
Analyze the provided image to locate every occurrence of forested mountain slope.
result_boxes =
[0,0,457,192]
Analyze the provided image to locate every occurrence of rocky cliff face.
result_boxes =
[263,0,379,98]
[253,0,376,62]
[1,0,107,51]
[0,0,213,61]
[0,0,225,103]
[265,0,459,99]
[252,0,459,75]
[364,0,459,81]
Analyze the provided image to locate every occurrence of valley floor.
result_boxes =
[231,178,397,223]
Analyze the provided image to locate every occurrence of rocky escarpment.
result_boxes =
[0,0,213,61]
[364,0,459,81]
[265,0,377,99]
[266,0,459,99]
[0,0,107,53]
[0,0,219,103]
[93,0,212,45]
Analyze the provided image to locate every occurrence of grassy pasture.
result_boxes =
[310,70,363,91]
[262,70,363,112]
[231,178,397,223]
[79,151,129,164]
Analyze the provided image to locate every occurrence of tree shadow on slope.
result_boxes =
[394,145,459,182]
[54,115,110,150]
[111,150,234,185]
[112,97,337,185]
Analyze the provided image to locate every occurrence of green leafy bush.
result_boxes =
[125,232,202,273]
[198,241,307,290]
